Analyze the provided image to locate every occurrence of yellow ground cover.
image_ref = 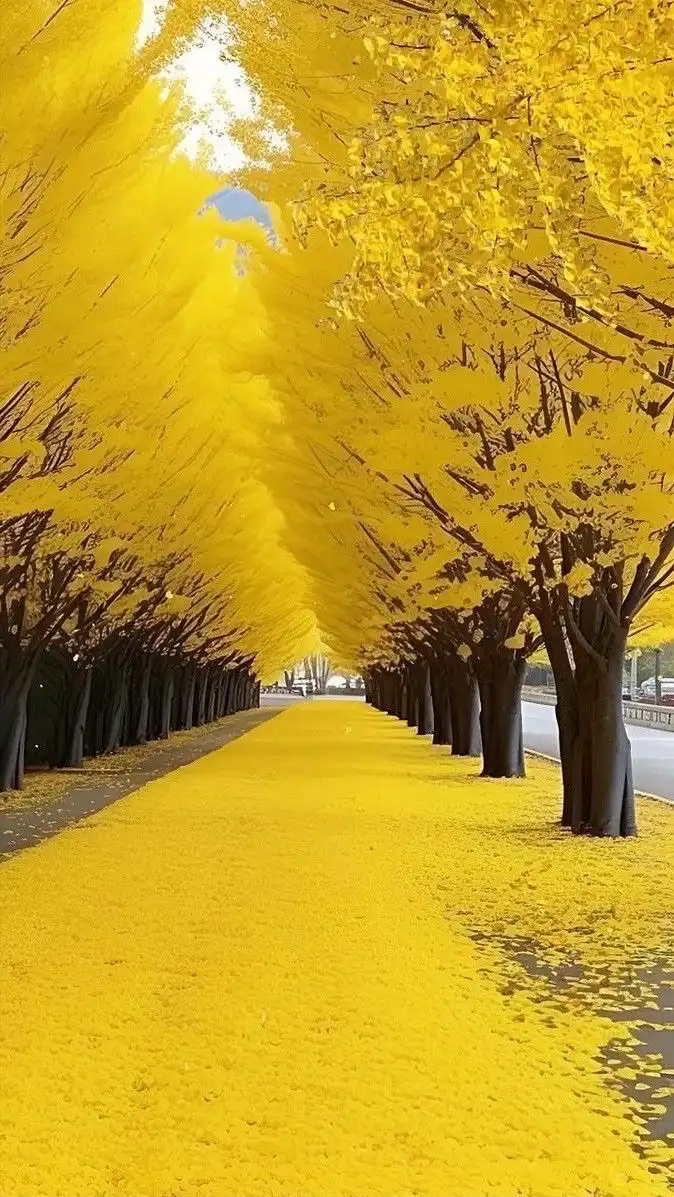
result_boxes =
[0,701,672,1197]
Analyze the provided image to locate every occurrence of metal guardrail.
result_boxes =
[522,688,556,706]
[522,688,674,731]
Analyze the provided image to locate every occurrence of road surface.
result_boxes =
[523,701,674,802]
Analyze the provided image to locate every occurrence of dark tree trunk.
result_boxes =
[379,672,390,712]
[222,671,235,715]
[130,656,152,745]
[572,636,635,836]
[477,653,526,778]
[159,666,174,739]
[0,653,40,791]
[386,672,397,717]
[216,672,228,718]
[170,668,182,731]
[445,657,481,756]
[416,663,434,736]
[429,659,452,746]
[539,595,636,836]
[206,672,218,722]
[554,680,578,829]
[195,667,209,725]
[405,667,418,727]
[102,663,129,754]
[537,596,578,827]
[61,667,92,768]
[181,665,196,730]
[395,672,406,718]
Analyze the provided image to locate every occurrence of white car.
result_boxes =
[639,677,674,699]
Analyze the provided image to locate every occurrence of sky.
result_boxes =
[139,1,253,170]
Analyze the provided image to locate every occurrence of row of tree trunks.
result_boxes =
[365,655,485,762]
[364,610,636,836]
[365,646,524,780]
[0,650,260,790]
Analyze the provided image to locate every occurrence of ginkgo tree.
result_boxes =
[1,0,314,789]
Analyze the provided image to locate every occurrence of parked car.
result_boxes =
[640,676,674,695]
[638,678,674,704]
[290,680,314,698]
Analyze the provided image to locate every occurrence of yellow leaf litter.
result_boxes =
[0,701,672,1197]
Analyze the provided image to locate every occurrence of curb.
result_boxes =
[524,749,672,806]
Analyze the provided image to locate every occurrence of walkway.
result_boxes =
[1,703,672,1197]
[0,707,283,858]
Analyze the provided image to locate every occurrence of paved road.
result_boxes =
[523,701,674,802]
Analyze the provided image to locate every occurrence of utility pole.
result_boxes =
[629,651,638,699]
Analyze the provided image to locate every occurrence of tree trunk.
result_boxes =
[536,596,578,827]
[219,672,227,716]
[222,670,234,715]
[131,657,152,745]
[170,668,182,731]
[181,665,196,730]
[61,667,93,768]
[554,680,579,829]
[574,636,636,836]
[387,672,400,717]
[540,596,636,836]
[102,663,129,754]
[445,657,481,756]
[195,667,209,725]
[206,672,218,722]
[0,653,40,791]
[416,663,434,736]
[159,666,174,739]
[429,659,452,746]
[405,668,418,727]
[477,653,526,778]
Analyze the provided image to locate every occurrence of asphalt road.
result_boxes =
[522,701,674,803]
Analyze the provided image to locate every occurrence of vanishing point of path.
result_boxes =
[1,702,672,1197]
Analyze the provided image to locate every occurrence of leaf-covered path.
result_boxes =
[1,702,672,1197]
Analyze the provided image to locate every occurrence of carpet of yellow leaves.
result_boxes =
[0,714,261,815]
[0,701,672,1197]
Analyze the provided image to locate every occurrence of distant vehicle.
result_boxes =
[291,679,314,698]
[638,677,674,702]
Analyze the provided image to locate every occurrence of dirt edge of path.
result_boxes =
[0,706,288,861]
